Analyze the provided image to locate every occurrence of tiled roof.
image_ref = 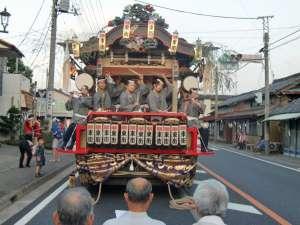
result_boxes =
[219,73,300,108]
[271,98,300,115]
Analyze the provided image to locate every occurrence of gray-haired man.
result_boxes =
[103,177,165,225]
[53,187,94,225]
[190,179,229,225]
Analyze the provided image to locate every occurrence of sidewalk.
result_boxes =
[209,141,300,170]
[0,144,74,211]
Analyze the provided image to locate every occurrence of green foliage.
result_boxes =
[0,106,22,142]
[108,3,168,28]
[7,57,33,82]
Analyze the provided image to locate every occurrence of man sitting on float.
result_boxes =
[147,74,172,112]
[62,85,93,150]
[93,76,112,111]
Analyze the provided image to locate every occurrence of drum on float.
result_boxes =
[75,73,94,90]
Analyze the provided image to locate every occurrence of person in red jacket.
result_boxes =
[23,115,34,140]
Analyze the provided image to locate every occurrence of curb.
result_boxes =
[0,161,74,212]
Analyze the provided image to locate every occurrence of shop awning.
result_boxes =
[263,113,300,121]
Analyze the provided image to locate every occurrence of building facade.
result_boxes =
[204,73,300,156]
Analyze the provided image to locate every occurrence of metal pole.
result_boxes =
[214,65,219,142]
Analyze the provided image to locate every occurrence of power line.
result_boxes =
[180,25,300,34]
[97,0,106,25]
[269,27,300,46]
[30,15,51,67]
[269,35,300,51]
[79,0,97,33]
[134,0,258,20]
[18,0,46,47]
[87,0,101,31]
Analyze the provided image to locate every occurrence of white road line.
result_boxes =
[196,169,207,174]
[210,145,300,173]
[228,202,262,215]
[14,181,68,225]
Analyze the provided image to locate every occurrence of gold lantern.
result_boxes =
[169,30,179,54]
[147,18,155,39]
[194,39,202,61]
[71,42,80,58]
[98,30,106,53]
[123,18,131,39]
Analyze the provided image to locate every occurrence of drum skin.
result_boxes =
[182,76,199,92]
[75,73,94,90]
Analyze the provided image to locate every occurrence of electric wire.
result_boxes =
[17,0,46,47]
[30,15,51,67]
[87,0,101,31]
[79,0,97,33]
[269,28,300,46]
[269,35,300,51]
[134,0,258,20]
[98,0,106,25]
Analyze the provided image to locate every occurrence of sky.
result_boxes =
[1,0,300,94]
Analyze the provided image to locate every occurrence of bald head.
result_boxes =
[55,187,93,225]
[126,178,152,203]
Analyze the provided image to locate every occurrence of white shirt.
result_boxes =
[193,215,227,225]
[103,211,166,225]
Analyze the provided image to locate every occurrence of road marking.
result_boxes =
[14,181,68,225]
[198,162,292,225]
[196,169,207,174]
[210,145,300,173]
[228,202,262,215]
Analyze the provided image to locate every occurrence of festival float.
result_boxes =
[62,4,213,195]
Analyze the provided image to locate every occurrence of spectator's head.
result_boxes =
[190,179,229,221]
[97,76,107,91]
[152,78,164,92]
[124,177,153,212]
[53,187,94,225]
[81,85,90,96]
[126,80,137,93]
[37,137,44,146]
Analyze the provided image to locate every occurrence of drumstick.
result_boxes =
[128,68,142,77]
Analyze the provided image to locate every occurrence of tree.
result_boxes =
[0,106,22,143]
[7,57,33,82]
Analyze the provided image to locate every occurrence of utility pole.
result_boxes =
[258,16,273,154]
[47,0,58,115]
[214,65,219,142]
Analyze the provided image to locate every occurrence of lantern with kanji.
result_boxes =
[147,18,155,39]
[98,30,106,53]
[169,30,179,54]
[71,42,80,58]
[123,18,131,39]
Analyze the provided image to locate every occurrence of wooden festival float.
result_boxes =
[62,4,213,196]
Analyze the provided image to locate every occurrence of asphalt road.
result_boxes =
[3,146,299,225]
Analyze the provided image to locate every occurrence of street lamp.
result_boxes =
[0,7,11,33]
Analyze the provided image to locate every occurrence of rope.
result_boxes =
[167,183,196,210]
[65,124,77,150]
[93,182,102,205]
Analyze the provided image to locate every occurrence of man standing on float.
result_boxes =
[93,76,112,111]
[120,74,147,112]
[62,85,93,150]
[147,74,172,112]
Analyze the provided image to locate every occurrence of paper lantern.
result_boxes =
[98,31,106,53]
[71,42,80,58]
[169,30,179,54]
[123,18,131,39]
[147,19,155,39]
